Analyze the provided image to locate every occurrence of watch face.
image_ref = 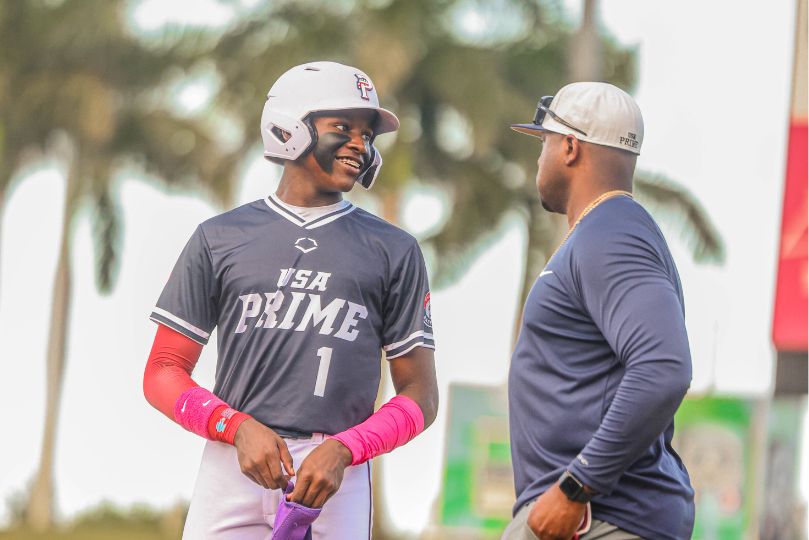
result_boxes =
[560,472,589,502]
[561,475,581,496]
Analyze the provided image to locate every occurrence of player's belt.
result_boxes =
[272,427,314,439]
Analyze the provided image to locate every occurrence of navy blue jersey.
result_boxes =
[508,196,694,540]
[151,195,434,435]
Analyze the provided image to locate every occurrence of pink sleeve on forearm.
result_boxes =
[173,386,228,437]
[143,324,249,444]
[330,394,425,466]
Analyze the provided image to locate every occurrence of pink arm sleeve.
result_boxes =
[330,394,425,466]
[143,324,248,444]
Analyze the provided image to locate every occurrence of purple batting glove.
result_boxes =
[270,481,322,540]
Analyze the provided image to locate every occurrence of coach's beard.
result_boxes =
[539,191,564,214]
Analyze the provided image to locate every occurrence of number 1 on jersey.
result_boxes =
[314,347,332,397]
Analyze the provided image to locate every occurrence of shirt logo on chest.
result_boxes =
[295,237,318,253]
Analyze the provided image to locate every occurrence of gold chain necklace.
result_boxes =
[547,190,633,262]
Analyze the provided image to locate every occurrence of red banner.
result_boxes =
[772,121,808,352]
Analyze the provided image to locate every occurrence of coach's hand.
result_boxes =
[233,418,295,490]
[287,439,352,508]
[527,484,586,540]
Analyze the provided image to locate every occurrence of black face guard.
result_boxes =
[356,146,381,189]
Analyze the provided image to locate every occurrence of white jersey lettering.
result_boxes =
[235,293,262,333]
[306,272,331,291]
[291,270,312,288]
[334,301,368,342]
[295,294,346,334]
[232,290,367,342]
[277,291,307,329]
[257,291,284,329]
[278,268,296,287]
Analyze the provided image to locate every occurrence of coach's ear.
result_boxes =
[563,135,581,166]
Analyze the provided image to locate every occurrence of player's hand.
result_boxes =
[527,483,586,540]
[233,418,295,490]
[287,438,352,508]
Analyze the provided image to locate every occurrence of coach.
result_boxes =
[502,82,695,540]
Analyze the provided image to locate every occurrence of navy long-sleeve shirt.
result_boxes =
[508,195,695,540]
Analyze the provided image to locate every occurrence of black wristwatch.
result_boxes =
[558,470,593,503]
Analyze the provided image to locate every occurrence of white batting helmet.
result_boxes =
[260,61,400,189]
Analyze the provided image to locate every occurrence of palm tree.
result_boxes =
[426,0,723,328]
[0,1,241,529]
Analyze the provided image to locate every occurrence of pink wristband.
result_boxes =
[173,387,227,440]
[330,394,425,466]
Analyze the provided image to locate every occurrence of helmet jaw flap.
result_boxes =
[356,147,382,190]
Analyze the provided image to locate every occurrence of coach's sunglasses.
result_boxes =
[533,95,588,137]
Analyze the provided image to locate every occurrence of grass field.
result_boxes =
[0,501,184,540]
[0,526,175,540]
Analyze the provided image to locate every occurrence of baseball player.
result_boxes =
[143,61,438,539]
[503,83,695,540]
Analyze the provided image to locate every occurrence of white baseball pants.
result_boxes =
[182,434,372,539]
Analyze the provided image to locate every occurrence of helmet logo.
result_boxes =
[355,74,373,101]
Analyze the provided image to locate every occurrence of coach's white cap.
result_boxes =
[511,82,644,154]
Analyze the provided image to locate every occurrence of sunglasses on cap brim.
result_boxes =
[533,96,588,137]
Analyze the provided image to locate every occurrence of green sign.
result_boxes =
[439,389,765,539]
[440,383,513,535]
[673,396,759,540]
[760,397,806,539]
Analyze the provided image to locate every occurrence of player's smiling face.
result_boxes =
[299,110,376,194]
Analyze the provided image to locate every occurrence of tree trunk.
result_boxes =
[26,169,78,531]
[0,159,15,307]
[569,0,602,81]
[513,202,565,344]
[372,190,401,540]
[0,183,6,306]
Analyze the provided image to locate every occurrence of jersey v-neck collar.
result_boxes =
[264,193,356,230]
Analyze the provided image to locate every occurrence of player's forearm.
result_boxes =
[390,346,439,427]
[144,324,250,443]
[395,380,439,428]
[330,394,426,465]
[143,325,202,419]
[569,353,691,494]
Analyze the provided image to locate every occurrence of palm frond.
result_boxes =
[113,109,240,207]
[422,159,525,288]
[427,212,515,290]
[634,171,725,264]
